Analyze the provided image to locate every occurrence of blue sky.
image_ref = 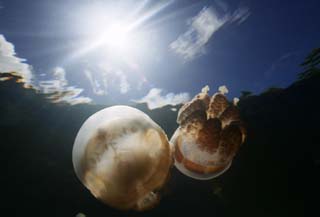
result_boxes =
[0,0,319,108]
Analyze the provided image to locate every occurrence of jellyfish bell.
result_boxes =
[170,127,233,180]
[72,106,172,211]
[170,86,246,180]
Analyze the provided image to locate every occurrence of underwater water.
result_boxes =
[1,1,320,216]
[1,70,319,216]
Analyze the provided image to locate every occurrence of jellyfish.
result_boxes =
[72,106,172,211]
[170,85,246,180]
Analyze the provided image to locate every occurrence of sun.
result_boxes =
[69,1,173,61]
[74,16,143,59]
[96,22,131,51]
[70,3,141,58]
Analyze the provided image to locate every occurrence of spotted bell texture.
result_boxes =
[170,86,246,180]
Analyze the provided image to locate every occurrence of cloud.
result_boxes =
[84,63,130,95]
[0,34,33,85]
[44,86,92,105]
[170,7,226,61]
[84,69,106,95]
[116,71,130,94]
[0,34,92,105]
[264,52,297,78]
[170,6,250,61]
[230,7,251,25]
[137,78,148,90]
[133,88,190,109]
[39,67,92,105]
[39,67,67,93]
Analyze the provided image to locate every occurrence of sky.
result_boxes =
[0,0,319,108]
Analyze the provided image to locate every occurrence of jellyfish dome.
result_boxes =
[72,106,172,211]
[170,86,246,180]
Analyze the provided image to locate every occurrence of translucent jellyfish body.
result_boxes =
[170,86,246,180]
[72,106,172,211]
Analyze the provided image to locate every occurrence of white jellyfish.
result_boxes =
[170,86,246,180]
[72,106,172,211]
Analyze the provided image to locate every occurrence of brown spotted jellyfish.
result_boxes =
[72,86,246,211]
[72,106,172,211]
[170,85,246,180]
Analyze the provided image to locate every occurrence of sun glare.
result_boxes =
[72,8,142,58]
[105,24,129,47]
[94,22,132,52]
[69,1,174,63]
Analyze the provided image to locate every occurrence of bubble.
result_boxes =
[72,106,172,211]
[170,86,246,180]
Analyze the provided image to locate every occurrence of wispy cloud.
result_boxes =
[116,71,130,94]
[0,34,92,105]
[39,67,92,105]
[264,52,297,79]
[170,7,227,61]
[0,34,33,85]
[133,88,190,109]
[39,67,67,93]
[84,69,106,95]
[170,5,251,61]
[84,63,130,95]
[230,7,251,25]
